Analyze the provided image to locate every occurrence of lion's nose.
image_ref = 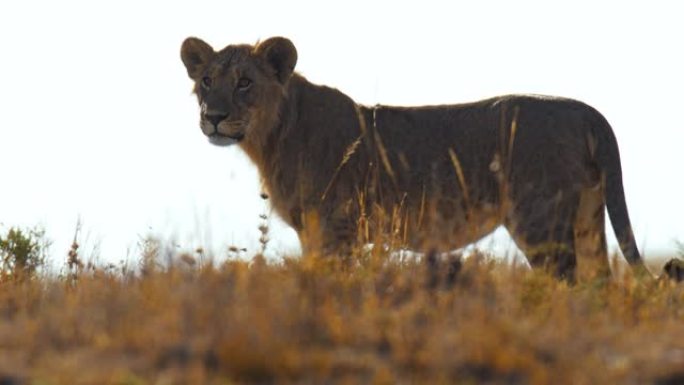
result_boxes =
[205,113,228,127]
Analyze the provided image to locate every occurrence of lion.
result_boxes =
[180,36,681,282]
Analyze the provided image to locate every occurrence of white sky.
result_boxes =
[0,1,682,265]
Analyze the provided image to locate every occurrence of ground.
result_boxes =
[1,242,683,385]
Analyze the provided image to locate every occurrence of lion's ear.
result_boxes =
[181,37,215,80]
[255,37,298,84]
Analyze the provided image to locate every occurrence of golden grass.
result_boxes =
[1,244,683,385]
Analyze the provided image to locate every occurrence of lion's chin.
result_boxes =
[207,133,244,146]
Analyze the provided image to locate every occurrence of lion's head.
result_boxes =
[180,37,297,146]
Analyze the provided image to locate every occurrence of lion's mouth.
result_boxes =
[207,132,245,146]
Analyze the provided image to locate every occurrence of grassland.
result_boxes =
[0,230,683,385]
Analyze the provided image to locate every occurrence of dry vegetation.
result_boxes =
[1,226,684,385]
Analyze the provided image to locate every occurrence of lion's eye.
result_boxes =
[201,76,212,89]
[237,77,252,90]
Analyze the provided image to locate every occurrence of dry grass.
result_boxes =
[1,240,683,385]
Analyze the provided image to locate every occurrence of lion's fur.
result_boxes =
[180,36,674,282]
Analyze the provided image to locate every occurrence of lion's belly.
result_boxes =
[401,200,502,252]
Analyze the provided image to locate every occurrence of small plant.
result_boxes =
[0,226,50,280]
[138,234,162,276]
[227,245,247,260]
[257,192,270,255]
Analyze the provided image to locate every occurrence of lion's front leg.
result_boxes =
[294,206,357,257]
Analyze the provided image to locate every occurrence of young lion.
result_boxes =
[180,36,677,282]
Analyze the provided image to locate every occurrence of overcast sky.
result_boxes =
[1,1,682,265]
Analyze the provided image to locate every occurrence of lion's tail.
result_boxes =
[593,111,642,267]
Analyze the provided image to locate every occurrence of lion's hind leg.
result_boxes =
[506,191,580,282]
[573,183,611,280]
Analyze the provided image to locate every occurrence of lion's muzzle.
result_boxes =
[200,112,246,146]
[205,113,228,127]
